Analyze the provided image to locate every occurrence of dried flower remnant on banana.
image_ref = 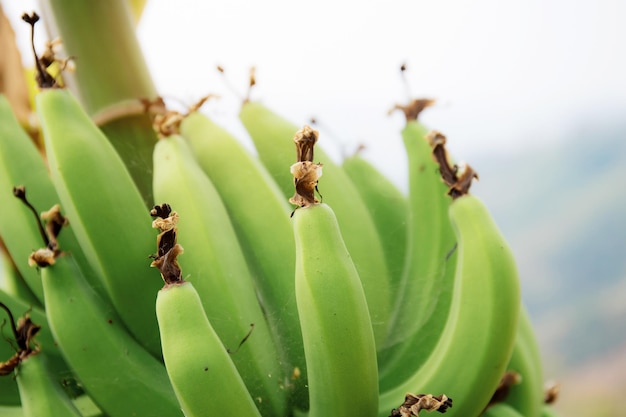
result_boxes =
[150,203,184,285]
[485,370,523,409]
[428,131,478,198]
[0,303,42,375]
[12,186,68,267]
[21,12,72,89]
[290,125,323,209]
[389,393,453,417]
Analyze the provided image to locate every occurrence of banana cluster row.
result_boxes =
[0,32,559,417]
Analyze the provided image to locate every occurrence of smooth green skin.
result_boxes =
[16,353,82,417]
[36,88,162,358]
[240,101,391,348]
[180,112,308,408]
[0,95,111,306]
[152,134,287,417]
[41,254,183,417]
[378,121,457,387]
[341,154,408,295]
[504,306,544,417]
[156,282,263,417]
[484,403,526,417]
[0,406,24,417]
[540,405,562,417]
[0,287,67,406]
[293,203,378,417]
[379,195,520,417]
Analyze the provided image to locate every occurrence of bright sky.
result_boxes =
[5,0,626,188]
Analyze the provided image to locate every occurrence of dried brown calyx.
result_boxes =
[389,98,436,122]
[389,393,453,417]
[150,95,217,138]
[0,302,41,376]
[13,186,68,267]
[21,12,72,89]
[289,125,323,210]
[150,203,184,285]
[485,370,523,409]
[544,382,561,405]
[427,131,478,199]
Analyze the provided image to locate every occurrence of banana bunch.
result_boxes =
[0,9,562,417]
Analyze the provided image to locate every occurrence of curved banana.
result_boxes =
[503,306,544,417]
[240,103,391,347]
[0,286,68,407]
[379,192,520,417]
[35,88,162,357]
[293,202,378,417]
[341,150,408,295]
[156,274,263,417]
[32,217,182,417]
[16,352,83,417]
[152,134,287,417]
[179,111,307,407]
[0,95,109,305]
[378,125,457,388]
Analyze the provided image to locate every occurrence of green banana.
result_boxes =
[379,192,520,417]
[16,352,83,417]
[0,95,109,305]
[378,126,457,388]
[154,243,263,417]
[503,306,544,417]
[36,88,162,357]
[293,203,379,417]
[483,403,526,417]
[0,286,67,406]
[0,250,40,316]
[240,102,391,347]
[152,134,287,417]
[179,111,307,407]
[341,150,408,293]
[24,203,182,417]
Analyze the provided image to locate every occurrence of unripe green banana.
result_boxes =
[38,250,182,417]
[483,403,525,417]
[0,95,109,305]
[16,352,83,417]
[341,151,408,293]
[378,126,457,388]
[157,280,263,417]
[0,288,67,406]
[292,200,378,417]
[179,111,307,407]
[503,306,544,417]
[240,102,391,347]
[152,134,287,417]
[379,193,520,417]
[35,88,162,357]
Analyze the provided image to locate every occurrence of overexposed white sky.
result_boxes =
[5,0,626,188]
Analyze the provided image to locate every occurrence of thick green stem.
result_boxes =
[38,0,158,205]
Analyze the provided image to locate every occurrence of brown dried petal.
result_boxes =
[151,243,184,285]
[289,161,323,208]
[294,125,319,163]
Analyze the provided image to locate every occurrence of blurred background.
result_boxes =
[3,0,626,415]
